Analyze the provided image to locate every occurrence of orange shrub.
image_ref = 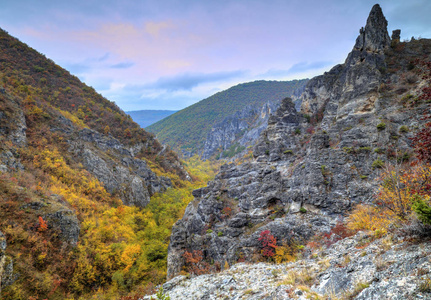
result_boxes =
[38,216,48,232]
[182,250,211,275]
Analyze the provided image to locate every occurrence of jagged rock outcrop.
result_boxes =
[54,113,175,207]
[69,127,172,207]
[167,4,431,279]
[354,4,391,53]
[19,195,81,246]
[0,231,16,292]
[202,101,278,160]
[202,85,306,160]
[0,92,26,172]
[391,29,401,43]
[45,195,80,246]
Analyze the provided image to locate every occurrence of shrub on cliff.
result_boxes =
[259,230,277,259]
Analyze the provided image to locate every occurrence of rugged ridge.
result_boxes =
[0,27,189,208]
[147,80,308,158]
[70,127,173,207]
[201,101,278,160]
[201,82,306,161]
[167,4,431,285]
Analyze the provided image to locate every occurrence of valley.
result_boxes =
[0,3,430,300]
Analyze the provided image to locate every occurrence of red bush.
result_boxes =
[412,119,431,163]
[258,230,277,258]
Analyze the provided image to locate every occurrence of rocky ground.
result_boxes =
[146,231,431,299]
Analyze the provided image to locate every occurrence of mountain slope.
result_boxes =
[147,80,308,157]
[126,110,177,128]
[167,5,431,293]
[0,27,196,299]
[201,100,280,160]
[0,28,188,182]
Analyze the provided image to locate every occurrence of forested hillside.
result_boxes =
[147,80,307,156]
[0,27,221,299]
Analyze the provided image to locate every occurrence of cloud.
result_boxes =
[102,83,204,111]
[287,61,334,74]
[4,0,429,112]
[64,63,91,74]
[147,70,247,92]
[145,21,173,37]
[260,61,334,79]
[110,62,135,69]
[97,53,110,62]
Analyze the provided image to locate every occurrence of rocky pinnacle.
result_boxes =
[354,4,391,53]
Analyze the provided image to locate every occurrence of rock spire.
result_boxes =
[354,4,391,53]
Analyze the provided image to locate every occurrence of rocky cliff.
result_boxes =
[201,101,279,160]
[69,127,174,207]
[201,83,305,161]
[167,4,431,287]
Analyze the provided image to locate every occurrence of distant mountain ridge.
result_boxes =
[126,110,177,128]
[147,79,308,158]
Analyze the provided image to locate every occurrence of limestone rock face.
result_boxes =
[47,210,80,246]
[167,5,431,279]
[0,92,26,172]
[70,128,172,207]
[201,84,307,160]
[20,195,81,246]
[202,101,279,160]
[353,4,391,53]
[0,231,16,291]
[45,195,80,246]
[0,91,28,148]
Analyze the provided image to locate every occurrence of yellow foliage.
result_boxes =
[183,155,222,183]
[224,261,229,270]
[10,141,218,298]
[375,164,414,219]
[56,107,89,129]
[348,162,431,236]
[121,244,142,272]
[27,105,44,116]
[346,204,394,235]
[274,242,297,264]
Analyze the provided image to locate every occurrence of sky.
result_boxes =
[1,0,430,111]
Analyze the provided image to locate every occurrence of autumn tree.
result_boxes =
[258,230,277,258]
[182,250,211,275]
[38,216,48,231]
